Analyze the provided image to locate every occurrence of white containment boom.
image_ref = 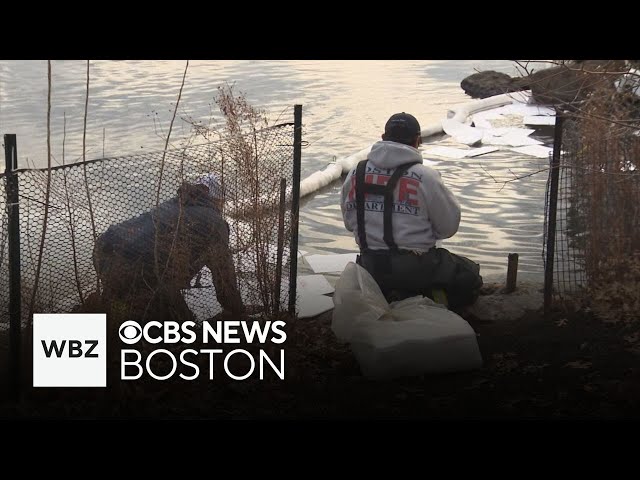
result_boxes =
[298,92,520,199]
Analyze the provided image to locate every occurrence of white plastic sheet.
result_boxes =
[509,145,554,158]
[482,132,543,147]
[483,127,535,137]
[490,103,556,117]
[297,294,335,319]
[298,274,335,295]
[423,146,499,159]
[470,115,495,130]
[441,119,483,146]
[331,262,483,380]
[524,116,556,126]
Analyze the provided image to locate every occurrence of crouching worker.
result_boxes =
[93,174,245,322]
[340,112,483,309]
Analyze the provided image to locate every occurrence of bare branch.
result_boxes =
[145,60,190,321]
[155,60,189,207]
[480,163,550,192]
[28,60,54,321]
[62,111,84,304]
[80,60,99,293]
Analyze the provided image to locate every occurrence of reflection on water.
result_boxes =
[0,60,547,280]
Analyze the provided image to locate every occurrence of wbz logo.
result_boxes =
[41,339,99,358]
[33,313,106,387]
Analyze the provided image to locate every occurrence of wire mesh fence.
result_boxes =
[0,176,8,325]
[543,147,587,302]
[1,121,300,331]
[543,117,640,311]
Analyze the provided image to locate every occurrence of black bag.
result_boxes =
[431,248,483,309]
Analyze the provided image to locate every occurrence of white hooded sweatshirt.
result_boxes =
[341,140,461,252]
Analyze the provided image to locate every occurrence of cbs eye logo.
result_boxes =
[119,321,142,344]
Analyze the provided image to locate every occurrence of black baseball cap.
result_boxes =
[384,112,421,144]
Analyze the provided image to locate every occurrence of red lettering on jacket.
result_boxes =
[397,178,420,206]
[348,173,418,205]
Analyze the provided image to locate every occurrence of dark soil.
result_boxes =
[2,305,640,419]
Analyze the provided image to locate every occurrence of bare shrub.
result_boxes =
[529,60,640,321]
[207,84,293,319]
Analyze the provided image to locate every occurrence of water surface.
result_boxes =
[0,60,549,280]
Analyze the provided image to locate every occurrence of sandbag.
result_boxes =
[332,262,483,380]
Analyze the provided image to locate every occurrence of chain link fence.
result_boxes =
[0,176,8,328]
[543,117,640,312]
[1,121,300,332]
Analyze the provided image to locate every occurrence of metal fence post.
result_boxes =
[4,134,21,398]
[544,113,564,318]
[275,178,286,315]
[288,106,303,316]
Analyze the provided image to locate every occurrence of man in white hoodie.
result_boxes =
[340,112,482,308]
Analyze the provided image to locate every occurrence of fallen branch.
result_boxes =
[480,163,550,192]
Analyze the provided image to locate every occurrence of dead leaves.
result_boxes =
[587,256,640,324]
[492,352,519,374]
